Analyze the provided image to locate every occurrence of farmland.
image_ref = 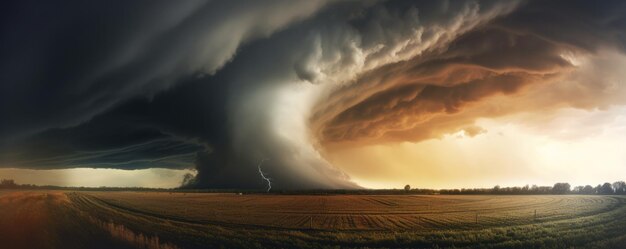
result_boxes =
[2,191,626,248]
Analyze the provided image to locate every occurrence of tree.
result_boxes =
[613,181,626,194]
[582,185,594,194]
[573,186,584,193]
[404,184,411,192]
[530,185,539,194]
[493,185,500,193]
[599,182,614,195]
[552,182,571,194]
[0,179,16,188]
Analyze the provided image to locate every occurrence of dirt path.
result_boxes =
[0,191,68,249]
[0,191,136,249]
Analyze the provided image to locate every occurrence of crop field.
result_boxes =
[2,191,626,249]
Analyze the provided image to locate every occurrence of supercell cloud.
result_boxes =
[2,0,626,189]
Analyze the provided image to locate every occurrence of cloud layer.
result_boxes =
[313,0,626,147]
[2,0,626,189]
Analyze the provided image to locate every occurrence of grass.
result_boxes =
[1,191,626,248]
[0,191,135,249]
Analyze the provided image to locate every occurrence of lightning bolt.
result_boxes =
[257,158,271,192]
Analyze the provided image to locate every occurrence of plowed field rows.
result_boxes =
[3,191,626,248]
[81,192,621,231]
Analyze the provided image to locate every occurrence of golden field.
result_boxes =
[1,191,626,248]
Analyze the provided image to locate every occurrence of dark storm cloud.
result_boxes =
[210,0,515,189]
[313,26,570,144]
[0,0,333,189]
[493,0,626,53]
[0,79,213,170]
[0,0,327,142]
[2,0,626,189]
[312,0,626,146]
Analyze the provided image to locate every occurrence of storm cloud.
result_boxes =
[2,0,626,189]
[313,0,626,147]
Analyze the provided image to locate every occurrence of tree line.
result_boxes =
[1,179,626,195]
[0,179,170,192]
[435,181,626,195]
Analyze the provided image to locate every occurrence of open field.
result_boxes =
[2,191,626,248]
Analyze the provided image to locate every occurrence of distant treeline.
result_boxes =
[1,179,625,195]
[437,182,625,195]
[0,179,171,192]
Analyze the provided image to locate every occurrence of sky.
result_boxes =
[1,0,626,189]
